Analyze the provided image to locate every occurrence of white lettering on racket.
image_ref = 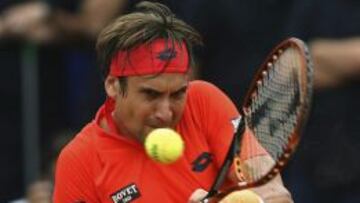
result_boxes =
[231,116,242,133]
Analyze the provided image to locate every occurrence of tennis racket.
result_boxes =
[202,37,313,202]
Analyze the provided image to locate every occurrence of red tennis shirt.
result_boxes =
[53,80,263,203]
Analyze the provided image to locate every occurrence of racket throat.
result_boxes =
[201,117,245,201]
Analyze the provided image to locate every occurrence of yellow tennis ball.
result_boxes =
[219,189,263,203]
[144,128,184,164]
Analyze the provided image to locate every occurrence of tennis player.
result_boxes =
[53,1,292,202]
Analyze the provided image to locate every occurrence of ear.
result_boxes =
[105,75,120,99]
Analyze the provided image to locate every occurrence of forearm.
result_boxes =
[52,0,128,40]
[310,37,360,88]
[0,0,128,43]
[189,175,293,203]
[231,155,293,203]
[250,175,293,203]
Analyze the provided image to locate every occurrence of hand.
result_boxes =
[188,189,208,203]
[219,189,263,203]
[189,177,293,203]
[27,180,53,203]
[250,176,293,203]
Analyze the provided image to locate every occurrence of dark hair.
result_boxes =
[95,1,203,79]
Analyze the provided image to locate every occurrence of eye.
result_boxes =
[171,87,187,100]
[142,89,161,100]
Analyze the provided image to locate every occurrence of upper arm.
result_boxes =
[80,0,128,36]
[189,81,240,167]
[52,0,128,39]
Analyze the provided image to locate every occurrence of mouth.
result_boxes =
[146,125,174,133]
[147,122,174,128]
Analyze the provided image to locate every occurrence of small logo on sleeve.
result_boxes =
[110,183,141,203]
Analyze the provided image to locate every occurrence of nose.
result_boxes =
[154,99,173,125]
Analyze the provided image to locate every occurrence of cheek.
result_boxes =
[118,99,154,136]
[137,107,152,122]
[116,98,151,125]
[132,102,154,123]
[173,99,187,120]
[136,105,156,136]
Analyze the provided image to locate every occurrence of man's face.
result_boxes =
[108,73,189,142]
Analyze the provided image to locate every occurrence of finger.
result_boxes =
[188,188,208,203]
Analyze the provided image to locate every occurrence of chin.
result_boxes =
[144,125,175,135]
[142,128,153,137]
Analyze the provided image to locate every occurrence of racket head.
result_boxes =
[212,37,313,201]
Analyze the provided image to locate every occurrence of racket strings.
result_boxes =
[246,47,302,181]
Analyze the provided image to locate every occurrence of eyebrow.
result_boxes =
[139,87,162,96]
[139,84,188,95]
[171,86,188,96]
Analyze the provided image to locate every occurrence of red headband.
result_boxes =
[109,38,189,77]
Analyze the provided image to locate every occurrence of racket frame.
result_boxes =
[203,37,313,202]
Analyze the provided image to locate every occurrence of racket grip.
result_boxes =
[200,191,217,203]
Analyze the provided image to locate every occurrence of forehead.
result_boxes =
[128,73,189,90]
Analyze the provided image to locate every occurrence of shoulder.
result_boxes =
[187,80,235,108]
[56,122,100,176]
[187,80,229,102]
[188,80,222,94]
[54,123,101,202]
[60,123,97,158]
[183,80,239,127]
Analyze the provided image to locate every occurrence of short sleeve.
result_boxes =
[53,140,100,203]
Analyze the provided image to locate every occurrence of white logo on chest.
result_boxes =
[111,183,141,203]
